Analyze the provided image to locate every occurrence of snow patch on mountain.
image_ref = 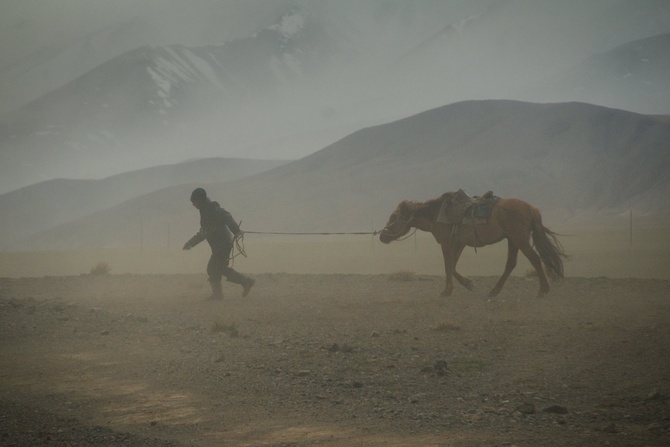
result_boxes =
[182,49,225,90]
[270,10,306,40]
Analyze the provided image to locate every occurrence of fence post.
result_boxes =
[629,210,633,250]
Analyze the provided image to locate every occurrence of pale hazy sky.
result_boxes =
[0,0,285,70]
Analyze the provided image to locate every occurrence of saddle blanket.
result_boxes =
[437,194,498,225]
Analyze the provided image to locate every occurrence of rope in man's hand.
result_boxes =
[230,231,247,267]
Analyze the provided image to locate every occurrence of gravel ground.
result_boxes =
[0,273,669,446]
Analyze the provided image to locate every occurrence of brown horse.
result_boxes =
[379,192,567,297]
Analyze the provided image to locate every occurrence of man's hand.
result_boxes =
[182,242,192,250]
[234,231,244,240]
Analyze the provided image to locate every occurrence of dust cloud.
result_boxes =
[1,223,669,280]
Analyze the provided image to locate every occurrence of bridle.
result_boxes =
[380,214,417,241]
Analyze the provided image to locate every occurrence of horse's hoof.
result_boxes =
[465,283,474,291]
[439,290,451,298]
[486,290,499,298]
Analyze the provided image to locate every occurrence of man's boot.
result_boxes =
[224,268,255,297]
[207,280,223,300]
[242,277,255,298]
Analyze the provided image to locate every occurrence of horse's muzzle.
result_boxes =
[379,231,392,244]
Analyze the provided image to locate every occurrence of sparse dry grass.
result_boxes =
[211,320,238,337]
[524,268,538,278]
[387,270,416,281]
[525,262,561,280]
[433,320,461,332]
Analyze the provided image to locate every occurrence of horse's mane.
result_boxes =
[401,194,450,220]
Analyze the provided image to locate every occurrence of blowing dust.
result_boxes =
[0,224,668,280]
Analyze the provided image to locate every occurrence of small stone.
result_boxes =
[297,370,311,377]
[99,329,109,336]
[370,331,380,337]
[470,412,483,422]
[434,360,448,371]
[602,422,617,433]
[543,405,568,414]
[515,403,535,414]
[645,389,666,401]
[647,422,663,432]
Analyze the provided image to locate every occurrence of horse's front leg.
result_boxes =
[439,243,455,297]
[451,244,473,291]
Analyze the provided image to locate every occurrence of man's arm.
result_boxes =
[220,208,241,235]
[183,229,206,250]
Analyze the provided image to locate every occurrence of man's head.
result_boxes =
[190,188,207,209]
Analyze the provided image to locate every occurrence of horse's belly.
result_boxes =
[458,226,505,247]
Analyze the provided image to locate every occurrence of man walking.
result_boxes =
[183,187,255,300]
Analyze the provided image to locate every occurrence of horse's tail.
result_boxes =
[530,207,568,279]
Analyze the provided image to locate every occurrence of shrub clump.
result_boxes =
[89,262,111,275]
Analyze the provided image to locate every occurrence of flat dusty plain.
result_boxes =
[1,222,669,446]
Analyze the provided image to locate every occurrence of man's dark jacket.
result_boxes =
[186,198,240,251]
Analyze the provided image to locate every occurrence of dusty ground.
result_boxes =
[1,273,669,446]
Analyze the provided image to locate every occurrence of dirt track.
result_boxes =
[1,273,669,446]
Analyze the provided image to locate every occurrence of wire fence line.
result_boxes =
[243,230,379,236]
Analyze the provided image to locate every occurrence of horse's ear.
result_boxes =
[398,200,412,215]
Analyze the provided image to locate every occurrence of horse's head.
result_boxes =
[379,200,415,244]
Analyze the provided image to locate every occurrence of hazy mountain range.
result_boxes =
[536,33,670,113]
[0,157,287,251]
[2,1,670,194]
[4,100,669,252]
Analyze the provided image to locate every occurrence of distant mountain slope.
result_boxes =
[0,157,287,251]
[0,9,333,194]
[536,33,670,114]
[11,100,669,251]
[0,17,161,117]
[369,1,670,114]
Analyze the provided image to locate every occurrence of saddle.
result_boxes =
[437,189,498,225]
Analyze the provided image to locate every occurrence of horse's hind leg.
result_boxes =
[487,239,518,297]
[518,240,550,297]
